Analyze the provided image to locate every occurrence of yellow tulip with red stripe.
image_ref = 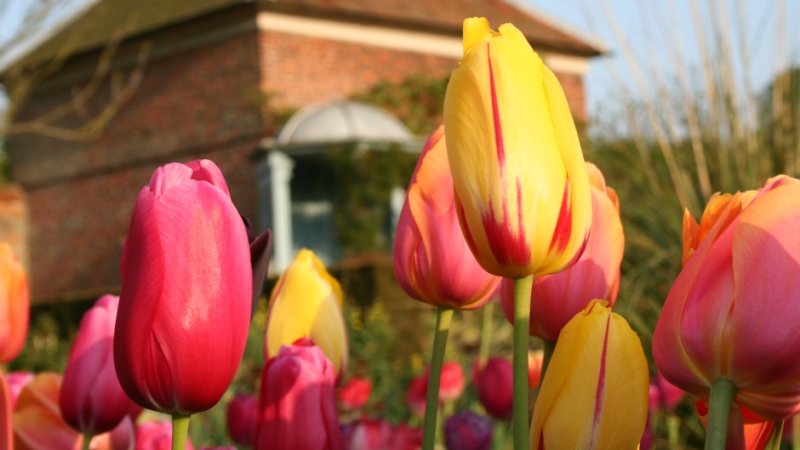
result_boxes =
[444,17,592,278]
[264,249,348,379]
[531,300,648,449]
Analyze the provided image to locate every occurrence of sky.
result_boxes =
[1,0,799,119]
[526,0,800,116]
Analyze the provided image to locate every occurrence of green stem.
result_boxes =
[478,301,495,369]
[172,414,191,450]
[667,415,680,450]
[513,276,533,450]
[421,305,454,450]
[794,414,800,450]
[705,378,737,450]
[81,433,92,450]
[539,339,556,387]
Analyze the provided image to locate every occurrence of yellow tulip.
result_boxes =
[264,249,348,377]
[531,300,648,449]
[444,18,592,278]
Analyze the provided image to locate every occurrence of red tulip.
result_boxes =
[338,378,372,410]
[253,340,341,450]
[390,423,422,450]
[349,417,391,450]
[437,362,464,402]
[5,371,33,410]
[444,411,493,450]
[115,160,252,415]
[135,420,194,450]
[0,243,29,364]
[474,358,512,420]
[226,393,257,447]
[405,376,428,417]
[0,372,11,450]
[61,295,137,435]
[653,175,800,421]
[528,350,544,389]
[393,126,500,310]
[499,163,623,341]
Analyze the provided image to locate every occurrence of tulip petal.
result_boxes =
[250,229,273,318]
[0,243,29,364]
[462,17,491,55]
[0,373,11,450]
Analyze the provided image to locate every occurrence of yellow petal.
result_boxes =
[531,300,649,449]
[462,17,492,55]
[265,249,348,374]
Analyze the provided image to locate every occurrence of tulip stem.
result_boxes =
[539,339,556,387]
[705,378,737,450]
[479,301,495,369]
[513,275,533,450]
[172,414,191,450]
[422,305,454,450]
[81,433,92,450]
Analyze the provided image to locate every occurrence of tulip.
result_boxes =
[107,417,136,450]
[135,420,194,450]
[696,401,783,450]
[393,125,500,311]
[438,362,464,403]
[444,411,493,450]
[405,376,428,417]
[474,358,512,420]
[264,249,348,377]
[338,378,372,411]
[500,162,623,343]
[528,350,544,389]
[0,243,29,364]
[61,295,137,439]
[531,300,649,449]
[0,372,11,450]
[391,423,423,450]
[6,372,33,410]
[115,159,251,450]
[651,373,685,411]
[349,417,391,450]
[226,394,257,447]
[253,340,341,450]
[652,176,800,447]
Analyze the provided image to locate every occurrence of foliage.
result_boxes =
[353,75,449,136]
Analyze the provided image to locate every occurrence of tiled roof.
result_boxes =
[3,0,604,72]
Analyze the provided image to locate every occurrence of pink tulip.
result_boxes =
[135,421,194,450]
[474,358,512,420]
[253,340,341,450]
[338,378,372,410]
[650,372,685,411]
[349,417,391,450]
[226,393,257,447]
[437,362,464,402]
[499,163,623,341]
[393,126,500,310]
[0,372,11,450]
[653,175,800,421]
[444,411,493,450]
[61,295,137,435]
[405,376,428,417]
[5,371,33,410]
[107,416,136,450]
[390,423,422,450]
[115,160,252,415]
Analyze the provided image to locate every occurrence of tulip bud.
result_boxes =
[253,341,341,450]
[0,243,29,364]
[531,300,649,449]
[653,176,800,421]
[474,358,513,420]
[265,249,348,377]
[499,162,623,341]
[444,411,493,450]
[338,378,372,411]
[444,18,592,279]
[405,376,428,417]
[226,394,257,447]
[393,126,500,310]
[438,362,465,402]
[115,160,252,415]
[61,295,137,435]
[135,420,195,450]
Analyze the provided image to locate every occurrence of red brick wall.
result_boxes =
[554,72,586,123]
[8,31,265,302]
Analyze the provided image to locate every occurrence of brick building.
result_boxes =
[0,0,604,303]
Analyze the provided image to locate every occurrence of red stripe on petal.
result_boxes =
[487,43,505,168]
[455,196,480,256]
[590,315,611,447]
[481,194,530,268]
[548,182,573,253]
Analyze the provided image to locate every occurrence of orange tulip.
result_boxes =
[0,243,29,364]
[654,175,800,421]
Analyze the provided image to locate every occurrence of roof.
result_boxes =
[1,0,606,74]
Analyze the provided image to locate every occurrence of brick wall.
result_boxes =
[8,31,264,302]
